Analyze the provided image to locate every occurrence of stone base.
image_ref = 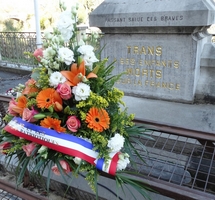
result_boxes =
[123,96,215,133]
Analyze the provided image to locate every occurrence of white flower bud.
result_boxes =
[73,157,82,165]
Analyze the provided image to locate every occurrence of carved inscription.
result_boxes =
[106,15,183,23]
[116,45,180,91]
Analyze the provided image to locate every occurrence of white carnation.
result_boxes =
[49,72,67,88]
[58,47,75,65]
[56,10,75,42]
[77,45,98,69]
[117,153,130,171]
[107,133,125,152]
[77,45,94,55]
[82,52,99,68]
[72,82,91,101]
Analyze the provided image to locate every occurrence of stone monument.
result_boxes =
[90,0,215,103]
[90,0,215,133]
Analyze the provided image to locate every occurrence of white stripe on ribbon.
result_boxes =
[9,120,98,159]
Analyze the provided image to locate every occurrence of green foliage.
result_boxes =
[77,0,101,24]
[76,92,109,110]
[31,67,50,89]
[80,164,98,193]
[89,59,124,96]
[2,19,23,32]
[40,18,46,30]
[40,16,54,30]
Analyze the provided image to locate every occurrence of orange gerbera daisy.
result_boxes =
[61,61,97,86]
[85,107,110,132]
[40,116,66,133]
[36,88,62,110]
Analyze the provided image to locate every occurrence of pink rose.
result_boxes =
[51,160,71,176]
[8,98,19,116]
[0,142,11,154]
[33,48,43,61]
[22,107,39,122]
[22,143,36,157]
[66,116,81,132]
[57,83,72,100]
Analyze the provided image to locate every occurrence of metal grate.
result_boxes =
[1,95,215,199]
[0,189,22,200]
[129,130,215,199]
[0,101,8,128]
[0,32,41,66]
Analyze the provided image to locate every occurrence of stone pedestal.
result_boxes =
[90,0,215,103]
[89,0,215,133]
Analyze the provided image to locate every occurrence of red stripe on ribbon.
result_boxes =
[108,152,119,175]
[4,125,95,164]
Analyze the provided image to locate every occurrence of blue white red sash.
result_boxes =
[4,117,119,175]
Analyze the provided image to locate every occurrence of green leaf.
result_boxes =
[31,68,41,82]
[16,156,31,186]
[130,137,148,153]
[48,106,54,113]
[46,161,52,193]
[116,172,153,200]
[92,64,100,74]
[32,157,46,174]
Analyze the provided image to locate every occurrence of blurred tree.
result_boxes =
[0,0,103,31]
[78,0,103,24]
[2,19,23,32]
[40,16,54,30]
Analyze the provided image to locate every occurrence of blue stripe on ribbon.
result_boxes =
[8,117,118,175]
[13,117,93,150]
[96,158,105,171]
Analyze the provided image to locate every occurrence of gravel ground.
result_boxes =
[0,68,31,94]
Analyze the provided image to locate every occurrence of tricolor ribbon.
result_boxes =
[4,117,119,175]
[95,152,119,175]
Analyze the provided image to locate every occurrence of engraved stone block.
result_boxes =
[90,0,215,102]
[101,34,197,102]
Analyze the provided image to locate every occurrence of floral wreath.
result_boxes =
[0,2,151,200]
